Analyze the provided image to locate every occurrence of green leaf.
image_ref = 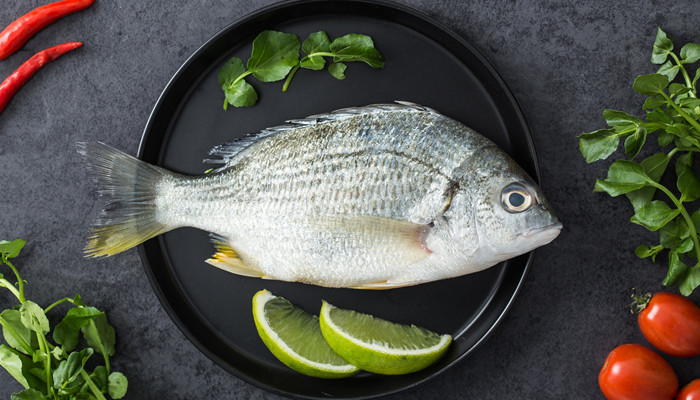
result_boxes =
[669,83,690,97]
[675,152,692,176]
[0,239,26,260]
[218,57,243,89]
[53,348,93,390]
[108,372,128,399]
[635,244,663,261]
[633,73,669,96]
[578,129,619,162]
[693,68,700,89]
[659,219,690,249]
[1,309,38,355]
[625,152,671,211]
[663,250,689,286]
[81,314,115,357]
[602,109,642,127]
[658,130,675,147]
[219,57,258,109]
[53,307,103,352]
[301,31,330,70]
[678,266,700,296]
[680,42,700,64]
[89,365,107,390]
[328,62,347,80]
[329,34,384,68]
[657,60,680,81]
[624,125,647,159]
[19,302,48,334]
[247,30,300,82]
[643,95,667,110]
[646,109,673,125]
[677,166,700,202]
[10,388,46,400]
[72,294,85,308]
[0,345,31,389]
[630,200,680,231]
[679,97,700,111]
[651,27,674,64]
[594,160,650,196]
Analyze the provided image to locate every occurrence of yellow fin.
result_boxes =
[350,280,419,290]
[205,240,264,278]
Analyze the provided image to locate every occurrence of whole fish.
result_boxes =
[80,102,561,289]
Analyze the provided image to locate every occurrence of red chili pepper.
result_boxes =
[0,41,82,114]
[0,0,94,60]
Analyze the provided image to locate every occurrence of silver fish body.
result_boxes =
[81,103,561,288]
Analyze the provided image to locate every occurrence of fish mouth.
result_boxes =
[520,222,563,243]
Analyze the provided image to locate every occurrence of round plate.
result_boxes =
[137,0,538,398]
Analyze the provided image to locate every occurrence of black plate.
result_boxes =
[137,1,538,398]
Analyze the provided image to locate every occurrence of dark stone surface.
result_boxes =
[1,0,699,399]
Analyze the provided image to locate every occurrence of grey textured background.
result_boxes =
[1,0,699,399]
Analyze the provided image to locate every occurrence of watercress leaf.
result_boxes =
[677,167,700,202]
[625,152,671,211]
[658,130,675,147]
[663,250,689,286]
[678,97,700,110]
[651,27,673,64]
[678,237,694,254]
[58,373,85,396]
[224,79,258,108]
[329,34,384,68]
[659,219,690,249]
[633,73,669,96]
[328,62,347,80]
[693,68,700,89]
[72,294,84,308]
[1,309,38,355]
[678,265,700,296]
[53,307,103,352]
[0,239,26,259]
[578,129,619,162]
[0,345,31,389]
[10,388,46,400]
[602,109,642,127]
[301,31,330,70]
[657,60,680,81]
[680,42,700,64]
[635,244,663,261]
[675,152,692,176]
[247,30,300,82]
[108,372,128,399]
[53,348,93,390]
[646,109,673,125]
[594,160,650,196]
[643,95,667,110]
[90,365,107,390]
[218,57,245,89]
[630,200,680,231]
[669,83,690,97]
[624,125,647,159]
[81,314,115,357]
[19,302,48,334]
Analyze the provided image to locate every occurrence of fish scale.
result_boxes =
[80,102,561,288]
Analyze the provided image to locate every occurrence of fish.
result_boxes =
[79,102,561,289]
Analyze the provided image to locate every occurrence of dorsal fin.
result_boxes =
[202,102,439,171]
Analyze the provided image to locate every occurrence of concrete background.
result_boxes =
[1,0,699,398]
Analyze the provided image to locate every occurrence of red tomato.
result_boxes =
[637,292,700,357]
[677,379,700,400]
[599,344,678,400]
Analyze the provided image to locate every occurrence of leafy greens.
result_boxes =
[0,239,127,399]
[579,27,700,296]
[218,30,384,110]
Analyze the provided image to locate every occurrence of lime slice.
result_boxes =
[319,301,452,375]
[252,290,360,378]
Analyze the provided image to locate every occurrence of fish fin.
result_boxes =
[203,102,439,170]
[205,237,264,278]
[78,142,172,258]
[309,214,432,262]
[350,280,419,290]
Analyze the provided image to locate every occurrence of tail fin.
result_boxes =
[78,142,171,258]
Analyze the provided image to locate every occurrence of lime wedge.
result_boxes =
[319,301,452,375]
[252,290,360,378]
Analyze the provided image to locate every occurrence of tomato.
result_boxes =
[599,344,678,400]
[637,292,700,357]
[677,379,700,400]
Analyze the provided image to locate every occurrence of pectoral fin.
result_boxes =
[205,237,264,278]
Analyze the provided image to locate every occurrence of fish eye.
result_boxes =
[501,183,534,213]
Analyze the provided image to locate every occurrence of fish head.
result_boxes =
[446,147,562,266]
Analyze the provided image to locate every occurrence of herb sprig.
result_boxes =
[579,27,700,296]
[218,30,384,110]
[0,239,127,400]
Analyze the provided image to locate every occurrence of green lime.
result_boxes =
[319,301,451,375]
[252,290,359,378]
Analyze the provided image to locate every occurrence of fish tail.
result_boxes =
[77,142,171,258]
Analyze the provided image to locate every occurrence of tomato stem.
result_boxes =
[629,291,652,314]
